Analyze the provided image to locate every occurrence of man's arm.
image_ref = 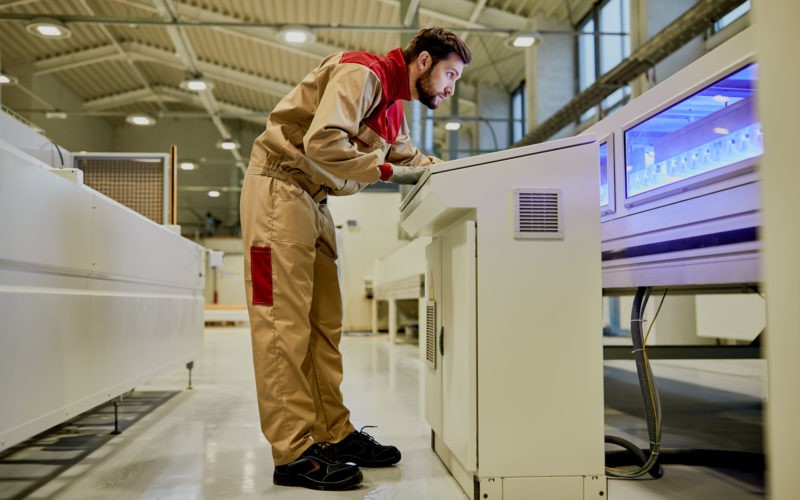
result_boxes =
[385,118,443,167]
[303,64,384,184]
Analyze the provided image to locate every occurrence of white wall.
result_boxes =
[328,190,406,332]
[201,237,246,306]
[2,63,114,152]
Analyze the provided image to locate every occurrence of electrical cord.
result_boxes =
[605,286,667,479]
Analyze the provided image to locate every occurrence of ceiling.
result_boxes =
[0,0,595,235]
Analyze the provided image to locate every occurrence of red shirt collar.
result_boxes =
[384,48,411,102]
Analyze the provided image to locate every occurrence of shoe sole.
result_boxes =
[273,469,363,491]
[338,452,402,468]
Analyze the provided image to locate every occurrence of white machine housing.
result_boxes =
[587,28,759,291]
[400,135,606,499]
[0,112,205,452]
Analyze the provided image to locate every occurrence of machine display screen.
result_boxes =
[599,141,609,208]
[623,63,760,198]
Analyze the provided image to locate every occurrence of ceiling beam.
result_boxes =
[378,0,528,32]
[0,11,524,34]
[34,42,294,98]
[153,0,245,171]
[402,0,422,27]
[78,0,169,114]
[33,45,122,75]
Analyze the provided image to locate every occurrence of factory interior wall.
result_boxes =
[327,190,406,332]
[1,62,114,153]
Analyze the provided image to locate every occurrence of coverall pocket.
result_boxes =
[250,246,273,306]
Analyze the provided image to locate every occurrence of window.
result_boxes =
[576,0,631,122]
[714,0,750,32]
[510,82,527,143]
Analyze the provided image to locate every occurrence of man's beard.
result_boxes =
[416,69,441,110]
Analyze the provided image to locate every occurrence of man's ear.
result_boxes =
[417,51,431,71]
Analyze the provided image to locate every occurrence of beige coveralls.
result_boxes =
[240,48,439,465]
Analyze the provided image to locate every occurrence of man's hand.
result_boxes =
[379,163,427,184]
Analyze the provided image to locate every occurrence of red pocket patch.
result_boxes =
[250,246,273,306]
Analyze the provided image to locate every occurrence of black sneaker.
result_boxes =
[273,443,362,490]
[331,426,401,467]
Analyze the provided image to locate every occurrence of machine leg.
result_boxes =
[388,299,398,344]
[112,398,122,435]
[186,361,194,390]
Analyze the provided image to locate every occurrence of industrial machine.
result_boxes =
[400,135,607,499]
[589,27,760,291]
[0,110,205,452]
[587,25,763,481]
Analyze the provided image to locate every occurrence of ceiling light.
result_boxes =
[0,73,17,85]
[712,94,731,103]
[126,113,156,126]
[506,32,540,48]
[208,190,221,198]
[45,111,68,119]
[276,25,316,45]
[217,139,239,150]
[26,18,72,39]
[444,120,462,131]
[180,76,214,92]
[179,161,197,171]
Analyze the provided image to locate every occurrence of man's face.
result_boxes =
[415,52,464,110]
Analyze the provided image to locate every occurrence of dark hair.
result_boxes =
[403,26,472,66]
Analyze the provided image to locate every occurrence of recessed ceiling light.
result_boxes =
[126,114,156,126]
[217,139,239,150]
[506,32,539,48]
[444,120,462,131]
[179,161,197,171]
[712,94,731,103]
[276,25,316,45]
[45,111,68,119]
[26,18,71,39]
[208,190,221,198]
[180,76,214,92]
[0,73,17,85]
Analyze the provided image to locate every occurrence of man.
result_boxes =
[240,26,471,491]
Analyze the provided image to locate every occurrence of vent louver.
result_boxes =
[514,188,563,239]
[425,301,437,368]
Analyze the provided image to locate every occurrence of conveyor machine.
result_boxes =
[0,111,205,452]
[400,136,607,499]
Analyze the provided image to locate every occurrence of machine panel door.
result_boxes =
[440,220,477,471]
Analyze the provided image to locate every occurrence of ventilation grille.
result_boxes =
[77,157,165,224]
[425,301,437,369]
[514,188,563,239]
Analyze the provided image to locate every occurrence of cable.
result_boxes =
[50,139,65,167]
[605,286,665,479]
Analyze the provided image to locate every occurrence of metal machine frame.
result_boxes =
[400,135,607,500]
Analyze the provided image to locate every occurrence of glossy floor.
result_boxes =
[12,327,764,499]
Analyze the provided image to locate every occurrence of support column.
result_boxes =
[756,1,800,497]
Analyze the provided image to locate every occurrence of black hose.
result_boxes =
[605,286,663,479]
[605,435,664,478]
[606,447,764,471]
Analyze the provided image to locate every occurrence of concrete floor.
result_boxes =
[1,326,765,499]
